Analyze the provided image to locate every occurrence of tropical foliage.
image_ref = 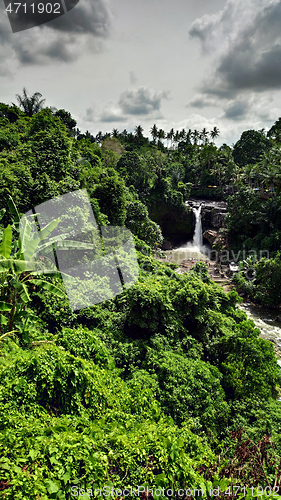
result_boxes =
[1,92,281,498]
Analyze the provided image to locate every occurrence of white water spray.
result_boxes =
[164,201,207,264]
[192,204,203,250]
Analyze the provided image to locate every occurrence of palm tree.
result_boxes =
[173,130,180,149]
[258,147,281,193]
[157,128,165,145]
[135,125,144,145]
[111,128,119,138]
[121,129,128,140]
[192,129,199,145]
[150,124,158,143]
[186,129,192,145]
[95,131,103,143]
[166,129,174,149]
[200,128,209,146]
[241,164,255,188]
[168,128,174,149]
[15,88,45,117]
[210,126,220,143]
[211,162,224,187]
[179,128,186,141]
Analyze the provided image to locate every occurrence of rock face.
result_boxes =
[203,228,228,249]
[148,200,193,246]
[187,199,228,248]
[200,203,227,232]
[162,240,173,250]
[188,199,227,232]
[202,229,217,246]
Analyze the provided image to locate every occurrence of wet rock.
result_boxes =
[162,241,173,250]
[268,338,281,357]
[187,199,228,233]
[203,229,218,246]
[201,206,227,231]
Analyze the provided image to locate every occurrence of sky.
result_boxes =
[1,0,281,145]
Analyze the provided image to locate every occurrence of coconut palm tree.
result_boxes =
[168,128,175,148]
[166,129,174,149]
[95,131,103,143]
[15,88,45,117]
[258,147,281,193]
[179,128,186,141]
[241,164,255,188]
[210,126,220,143]
[150,124,158,143]
[134,125,144,146]
[200,127,209,146]
[120,129,128,140]
[172,130,180,149]
[192,129,199,145]
[111,128,119,138]
[157,128,166,145]
[186,129,192,144]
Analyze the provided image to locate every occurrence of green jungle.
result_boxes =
[1,90,281,499]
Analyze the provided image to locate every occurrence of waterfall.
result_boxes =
[164,201,208,264]
[192,204,203,249]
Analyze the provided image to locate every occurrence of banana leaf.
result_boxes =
[0,301,12,311]
[0,225,12,259]
[28,279,66,298]
[7,196,20,231]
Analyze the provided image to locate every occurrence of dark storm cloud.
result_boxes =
[49,0,111,35]
[187,94,217,108]
[189,0,281,98]
[85,108,95,122]
[219,93,274,122]
[0,7,12,42]
[217,43,281,92]
[42,40,77,62]
[222,99,250,120]
[100,111,126,122]
[0,0,111,66]
[118,87,169,115]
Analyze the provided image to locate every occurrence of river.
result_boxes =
[239,302,281,365]
[164,244,281,366]
[164,200,281,366]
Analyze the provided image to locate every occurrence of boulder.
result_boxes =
[162,240,173,250]
[203,229,218,246]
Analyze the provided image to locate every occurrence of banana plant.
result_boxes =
[0,205,66,341]
[0,198,77,342]
[0,196,104,342]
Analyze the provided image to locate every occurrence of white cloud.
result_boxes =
[118,87,170,116]
[0,0,111,68]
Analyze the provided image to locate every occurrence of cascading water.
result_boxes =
[164,200,207,264]
[239,303,281,367]
[192,204,203,250]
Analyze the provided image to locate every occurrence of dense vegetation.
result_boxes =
[1,91,281,498]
